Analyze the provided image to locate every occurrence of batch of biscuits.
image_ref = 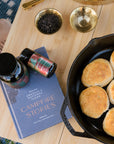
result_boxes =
[79,51,114,137]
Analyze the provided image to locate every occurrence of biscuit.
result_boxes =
[81,58,113,87]
[79,86,109,118]
[110,51,114,70]
[107,80,114,104]
[103,108,114,137]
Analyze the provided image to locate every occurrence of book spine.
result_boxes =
[0,82,23,139]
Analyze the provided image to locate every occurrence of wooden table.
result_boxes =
[0,0,114,144]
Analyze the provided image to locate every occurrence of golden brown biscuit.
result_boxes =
[81,58,113,87]
[79,86,109,118]
[110,51,114,70]
[107,80,114,104]
[103,108,114,137]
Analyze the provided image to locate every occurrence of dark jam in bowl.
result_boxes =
[36,13,62,34]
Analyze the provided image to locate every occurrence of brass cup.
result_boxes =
[73,0,114,5]
[70,6,98,33]
[35,8,63,34]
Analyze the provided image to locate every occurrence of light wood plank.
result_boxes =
[0,0,113,144]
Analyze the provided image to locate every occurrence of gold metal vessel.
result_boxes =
[22,0,44,10]
[70,6,98,33]
[73,0,114,5]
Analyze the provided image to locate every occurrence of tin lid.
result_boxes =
[19,48,34,65]
[0,53,17,76]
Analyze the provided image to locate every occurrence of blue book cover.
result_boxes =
[1,47,71,139]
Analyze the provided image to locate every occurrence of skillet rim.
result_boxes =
[66,33,114,144]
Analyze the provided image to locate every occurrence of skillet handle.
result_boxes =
[60,97,92,138]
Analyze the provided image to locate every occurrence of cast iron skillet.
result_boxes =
[60,34,114,144]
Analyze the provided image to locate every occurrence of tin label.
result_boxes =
[28,54,53,77]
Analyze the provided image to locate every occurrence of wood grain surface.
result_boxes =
[0,0,114,144]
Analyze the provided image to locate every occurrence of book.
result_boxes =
[1,47,71,139]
